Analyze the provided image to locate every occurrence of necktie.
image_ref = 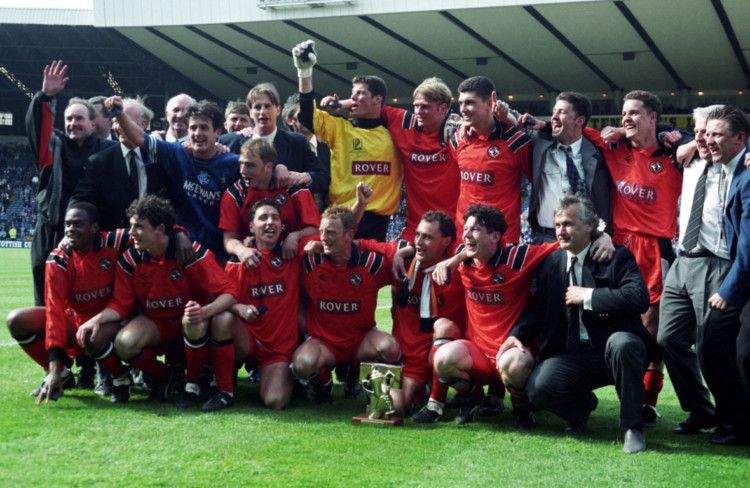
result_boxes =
[567,256,580,353]
[682,162,712,252]
[562,146,587,197]
[127,151,139,198]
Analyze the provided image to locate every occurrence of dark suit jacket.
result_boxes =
[528,130,613,235]
[218,129,329,194]
[70,144,169,230]
[718,148,750,307]
[511,243,660,363]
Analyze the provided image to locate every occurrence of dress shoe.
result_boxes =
[710,425,749,446]
[672,414,717,435]
[623,428,646,454]
[564,392,599,433]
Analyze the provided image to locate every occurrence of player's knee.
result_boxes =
[114,329,139,357]
[262,391,289,410]
[376,335,401,363]
[291,351,316,378]
[210,312,234,340]
[183,319,209,340]
[499,353,533,389]
[433,318,460,339]
[6,308,23,337]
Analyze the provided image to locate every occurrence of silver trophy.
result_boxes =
[352,362,403,426]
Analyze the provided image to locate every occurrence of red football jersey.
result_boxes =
[224,245,301,356]
[219,179,320,242]
[301,246,391,350]
[450,121,531,245]
[45,229,131,353]
[457,241,558,358]
[109,239,235,323]
[381,106,461,241]
[585,127,682,238]
[357,239,467,375]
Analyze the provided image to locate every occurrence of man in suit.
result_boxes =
[71,98,169,231]
[656,106,724,436]
[701,105,750,446]
[218,83,328,196]
[498,194,658,453]
[522,92,613,242]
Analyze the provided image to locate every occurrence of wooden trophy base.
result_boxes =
[351,414,403,426]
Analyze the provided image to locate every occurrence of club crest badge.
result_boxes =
[169,269,183,281]
[271,256,283,268]
[197,171,211,185]
[649,161,663,174]
[99,258,112,270]
[349,273,362,286]
[491,272,505,285]
[274,193,288,205]
[487,145,500,158]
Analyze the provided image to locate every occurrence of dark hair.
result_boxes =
[707,105,750,139]
[457,76,495,100]
[556,92,592,126]
[126,194,176,230]
[321,205,358,233]
[67,201,100,224]
[185,100,224,132]
[240,138,277,164]
[352,75,387,101]
[463,204,507,235]
[421,210,456,242]
[624,90,662,117]
[250,197,281,221]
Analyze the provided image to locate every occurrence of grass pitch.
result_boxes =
[0,248,748,487]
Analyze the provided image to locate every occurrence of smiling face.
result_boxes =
[555,203,593,255]
[350,83,381,119]
[64,208,98,252]
[188,115,220,159]
[694,117,711,161]
[165,95,193,139]
[319,217,353,260]
[462,216,500,264]
[64,103,95,144]
[129,215,163,253]
[706,118,746,165]
[250,93,280,136]
[413,95,447,133]
[621,99,657,143]
[250,204,281,250]
[239,149,273,190]
[458,90,494,133]
[414,219,451,263]
[225,112,251,133]
[550,99,584,145]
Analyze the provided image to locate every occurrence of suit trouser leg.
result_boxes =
[605,332,648,429]
[657,257,715,419]
[527,347,607,425]
[737,300,750,413]
[700,305,750,436]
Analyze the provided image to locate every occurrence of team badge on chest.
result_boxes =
[169,269,183,281]
[99,258,112,270]
[491,272,505,285]
[271,256,283,268]
[349,273,362,286]
[487,145,500,158]
[649,161,664,174]
[274,193,288,205]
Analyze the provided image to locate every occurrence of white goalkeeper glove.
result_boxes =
[292,40,317,78]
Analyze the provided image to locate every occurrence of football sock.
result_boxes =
[184,334,209,384]
[643,369,663,407]
[92,342,127,378]
[17,333,49,370]
[209,338,235,393]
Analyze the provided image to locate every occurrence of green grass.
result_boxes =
[0,248,747,487]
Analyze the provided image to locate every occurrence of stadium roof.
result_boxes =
[1,0,749,133]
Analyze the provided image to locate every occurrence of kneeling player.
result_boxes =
[7,202,132,403]
[214,199,302,410]
[290,205,401,403]
[430,205,559,425]
[77,195,236,404]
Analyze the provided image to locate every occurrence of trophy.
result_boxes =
[351,362,403,426]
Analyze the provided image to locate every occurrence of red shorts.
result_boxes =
[307,327,375,367]
[613,231,668,304]
[456,339,498,386]
[243,328,293,370]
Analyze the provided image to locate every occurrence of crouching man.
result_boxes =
[498,195,660,453]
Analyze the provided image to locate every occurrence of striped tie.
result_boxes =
[682,162,712,252]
